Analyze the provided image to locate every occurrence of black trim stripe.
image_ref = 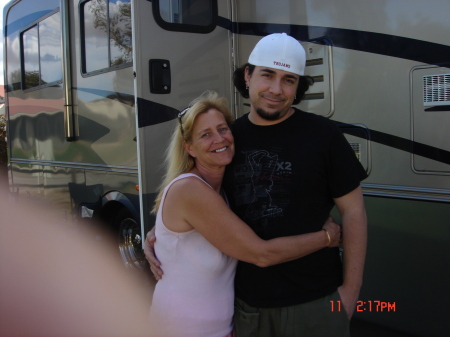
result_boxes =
[137,97,179,128]
[135,97,450,166]
[76,87,135,106]
[217,19,450,66]
[217,19,450,165]
[139,17,450,166]
[337,122,450,166]
[425,106,450,112]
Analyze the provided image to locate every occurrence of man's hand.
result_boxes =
[337,284,359,319]
[144,228,163,280]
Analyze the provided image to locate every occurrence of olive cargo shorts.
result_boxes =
[233,291,350,337]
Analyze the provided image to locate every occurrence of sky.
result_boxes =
[0,0,12,85]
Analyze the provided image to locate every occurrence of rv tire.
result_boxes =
[114,208,147,270]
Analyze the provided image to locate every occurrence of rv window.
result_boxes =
[154,0,217,33]
[22,12,62,90]
[40,14,63,84]
[22,26,39,89]
[81,0,132,75]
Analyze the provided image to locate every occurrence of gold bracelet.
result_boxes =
[323,229,331,246]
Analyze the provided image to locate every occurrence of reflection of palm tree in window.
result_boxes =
[88,0,132,65]
[245,151,283,220]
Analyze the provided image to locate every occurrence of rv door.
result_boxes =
[132,0,233,234]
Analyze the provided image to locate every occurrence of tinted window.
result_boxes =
[22,12,62,90]
[39,14,63,84]
[82,0,132,74]
[154,0,217,33]
[109,0,132,66]
[23,26,40,89]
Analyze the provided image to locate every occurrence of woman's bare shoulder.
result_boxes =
[165,176,218,209]
[170,175,212,193]
[162,176,213,232]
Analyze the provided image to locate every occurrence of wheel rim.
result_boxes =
[118,218,146,269]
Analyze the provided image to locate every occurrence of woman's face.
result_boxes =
[185,108,234,169]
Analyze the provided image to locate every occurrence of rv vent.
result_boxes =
[423,74,450,106]
[350,143,361,161]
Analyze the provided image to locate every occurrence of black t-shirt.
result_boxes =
[223,108,367,308]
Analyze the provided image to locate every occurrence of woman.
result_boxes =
[148,91,340,337]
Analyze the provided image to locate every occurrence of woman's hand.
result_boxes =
[322,217,341,247]
[144,228,163,280]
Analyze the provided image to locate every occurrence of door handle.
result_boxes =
[149,59,171,94]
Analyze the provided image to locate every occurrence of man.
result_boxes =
[146,33,367,337]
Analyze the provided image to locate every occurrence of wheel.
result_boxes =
[115,209,147,270]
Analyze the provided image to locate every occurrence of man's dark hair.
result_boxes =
[233,63,314,105]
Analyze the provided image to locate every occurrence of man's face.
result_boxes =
[245,66,299,122]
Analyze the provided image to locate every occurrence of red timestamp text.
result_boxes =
[330,300,397,312]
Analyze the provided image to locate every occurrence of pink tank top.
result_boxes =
[149,174,237,337]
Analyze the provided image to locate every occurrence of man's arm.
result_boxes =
[334,185,367,319]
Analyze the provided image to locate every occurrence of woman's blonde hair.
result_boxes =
[152,91,233,213]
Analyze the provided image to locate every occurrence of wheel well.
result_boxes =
[98,201,114,224]
[100,201,129,225]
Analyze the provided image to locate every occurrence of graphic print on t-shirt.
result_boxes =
[245,150,283,220]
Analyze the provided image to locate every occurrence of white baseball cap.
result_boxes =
[248,33,306,76]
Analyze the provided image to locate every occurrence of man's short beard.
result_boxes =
[255,108,282,121]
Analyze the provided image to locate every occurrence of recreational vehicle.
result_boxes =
[3,1,449,336]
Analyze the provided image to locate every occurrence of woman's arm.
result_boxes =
[166,177,340,267]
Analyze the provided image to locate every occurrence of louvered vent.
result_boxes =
[349,142,361,161]
[423,74,450,106]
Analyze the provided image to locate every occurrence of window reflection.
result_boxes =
[22,12,62,90]
[83,0,132,73]
[109,0,132,66]
[23,26,40,89]
[158,0,213,26]
[84,0,109,72]
[40,14,62,84]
